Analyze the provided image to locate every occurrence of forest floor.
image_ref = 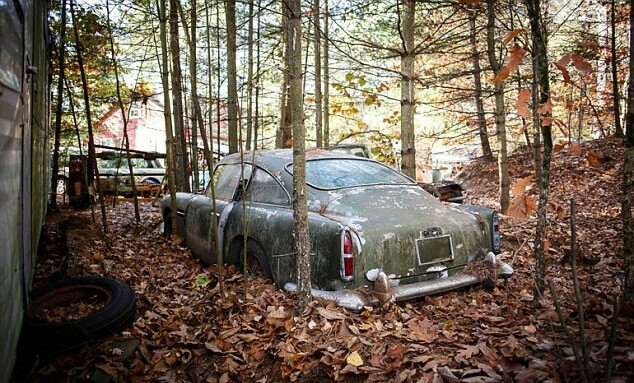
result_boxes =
[12,137,634,383]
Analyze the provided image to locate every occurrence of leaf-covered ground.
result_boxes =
[13,137,634,382]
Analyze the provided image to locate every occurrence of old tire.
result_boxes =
[241,240,273,280]
[22,276,136,354]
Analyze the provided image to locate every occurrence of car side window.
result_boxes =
[245,168,290,205]
[206,164,253,201]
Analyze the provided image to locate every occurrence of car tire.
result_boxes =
[240,240,273,280]
[22,276,136,354]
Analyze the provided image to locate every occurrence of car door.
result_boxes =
[222,166,296,284]
[184,163,252,264]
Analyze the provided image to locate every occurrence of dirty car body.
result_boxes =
[161,150,510,310]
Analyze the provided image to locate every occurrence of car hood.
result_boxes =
[309,185,491,281]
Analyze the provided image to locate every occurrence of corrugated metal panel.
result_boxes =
[0,0,48,381]
[0,1,26,381]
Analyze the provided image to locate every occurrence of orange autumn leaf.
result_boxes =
[492,66,510,83]
[503,29,525,44]
[516,89,531,119]
[570,143,582,155]
[511,174,534,196]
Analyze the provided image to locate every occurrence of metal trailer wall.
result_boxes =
[0,1,49,382]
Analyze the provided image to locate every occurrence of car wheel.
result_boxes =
[241,240,272,280]
[22,276,136,355]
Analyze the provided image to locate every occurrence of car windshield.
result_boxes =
[291,159,414,189]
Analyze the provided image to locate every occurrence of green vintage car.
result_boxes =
[161,149,512,310]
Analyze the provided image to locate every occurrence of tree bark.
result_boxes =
[486,0,510,214]
[611,0,624,137]
[247,0,254,149]
[70,0,108,232]
[468,8,493,161]
[158,0,178,235]
[189,1,199,190]
[226,0,239,153]
[314,0,323,148]
[205,0,223,294]
[169,0,190,191]
[50,0,67,209]
[277,0,292,149]
[106,0,140,223]
[323,0,330,148]
[526,0,553,301]
[287,0,312,311]
[623,0,634,301]
[400,0,416,179]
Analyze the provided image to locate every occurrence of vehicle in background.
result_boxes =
[326,144,467,204]
[325,144,371,158]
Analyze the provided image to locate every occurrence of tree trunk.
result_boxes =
[323,0,330,148]
[247,0,254,149]
[106,0,140,223]
[314,0,323,148]
[255,6,261,149]
[277,0,292,149]
[287,0,312,311]
[189,1,199,190]
[226,0,239,153]
[50,0,67,209]
[158,0,178,235]
[400,0,416,179]
[623,0,634,302]
[486,0,510,214]
[205,0,223,294]
[611,0,624,137]
[468,9,493,161]
[170,0,190,192]
[527,0,553,301]
[70,0,108,232]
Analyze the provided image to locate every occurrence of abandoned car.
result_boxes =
[161,149,512,310]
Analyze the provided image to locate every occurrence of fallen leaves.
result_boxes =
[15,138,634,383]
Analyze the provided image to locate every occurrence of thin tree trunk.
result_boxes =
[106,0,140,223]
[623,0,634,301]
[255,5,261,149]
[399,0,416,179]
[158,0,178,235]
[247,0,254,149]
[70,0,108,232]
[50,0,67,209]
[287,0,312,311]
[468,8,493,161]
[226,0,239,153]
[190,1,199,190]
[205,0,223,294]
[527,0,553,301]
[323,0,329,148]
[314,0,323,148]
[611,0,623,137]
[170,0,190,191]
[277,0,292,149]
[486,0,510,214]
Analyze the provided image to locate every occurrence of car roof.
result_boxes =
[220,148,364,171]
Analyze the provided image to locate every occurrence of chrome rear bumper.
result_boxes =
[284,252,513,312]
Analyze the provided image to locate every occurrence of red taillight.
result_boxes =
[342,229,354,281]
[343,230,353,254]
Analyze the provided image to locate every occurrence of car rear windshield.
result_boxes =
[290,159,414,189]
